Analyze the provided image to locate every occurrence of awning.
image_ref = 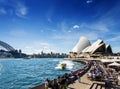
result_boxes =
[101,59,113,63]
[108,62,120,67]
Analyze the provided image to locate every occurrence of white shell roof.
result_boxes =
[72,36,91,53]
[71,37,112,54]
[82,39,104,53]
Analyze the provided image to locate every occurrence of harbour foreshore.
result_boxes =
[30,58,120,89]
[30,58,90,89]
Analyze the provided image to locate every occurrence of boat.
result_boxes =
[23,56,31,59]
[60,63,66,70]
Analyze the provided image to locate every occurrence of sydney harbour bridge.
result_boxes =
[0,40,26,58]
[0,40,15,51]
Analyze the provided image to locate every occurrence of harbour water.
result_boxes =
[0,58,85,89]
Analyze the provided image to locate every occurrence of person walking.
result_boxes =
[45,78,49,89]
[77,70,82,83]
[51,79,58,89]
[105,77,111,89]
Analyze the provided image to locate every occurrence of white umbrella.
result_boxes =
[111,59,120,62]
[88,58,101,61]
[108,62,120,67]
[101,59,113,63]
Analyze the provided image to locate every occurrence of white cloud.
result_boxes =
[86,0,93,4]
[52,29,57,32]
[52,31,99,41]
[68,30,71,33]
[84,32,99,41]
[78,23,109,32]
[0,0,28,18]
[15,3,28,18]
[73,25,80,29]
[60,21,68,32]
[33,41,50,48]
[18,6,27,15]
[47,18,52,22]
[23,46,43,54]
[22,41,56,54]
[40,30,44,32]
[52,34,75,40]
[112,46,120,53]
[0,8,7,14]
[92,24,109,32]
[106,36,120,42]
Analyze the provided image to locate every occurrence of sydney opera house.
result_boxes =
[70,36,113,58]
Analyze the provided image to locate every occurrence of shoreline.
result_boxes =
[30,58,89,89]
[30,58,120,89]
[64,58,88,62]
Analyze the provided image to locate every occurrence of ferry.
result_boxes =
[23,56,31,59]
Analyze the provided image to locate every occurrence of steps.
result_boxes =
[89,82,105,89]
[89,82,120,89]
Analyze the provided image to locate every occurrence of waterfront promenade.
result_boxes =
[67,70,105,89]
[67,58,120,89]
[31,59,90,89]
[67,71,93,89]
[31,58,120,89]
[67,60,105,89]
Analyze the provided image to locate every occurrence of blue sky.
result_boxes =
[0,0,120,54]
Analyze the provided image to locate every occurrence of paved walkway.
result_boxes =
[67,72,92,89]
[67,62,107,89]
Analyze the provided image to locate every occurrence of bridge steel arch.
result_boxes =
[0,41,15,51]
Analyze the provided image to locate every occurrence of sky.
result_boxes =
[0,0,120,54]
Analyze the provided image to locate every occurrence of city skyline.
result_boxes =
[0,0,120,54]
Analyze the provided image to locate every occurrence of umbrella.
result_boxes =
[101,59,113,63]
[111,59,120,62]
[108,62,120,67]
[88,58,101,61]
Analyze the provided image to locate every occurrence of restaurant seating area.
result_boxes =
[87,60,120,89]
[87,61,105,81]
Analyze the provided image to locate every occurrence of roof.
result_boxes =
[72,36,91,53]
[71,36,112,54]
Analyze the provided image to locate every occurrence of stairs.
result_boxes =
[89,82,105,89]
[89,82,120,89]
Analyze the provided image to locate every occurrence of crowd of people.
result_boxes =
[44,60,120,89]
[44,61,91,89]
[87,60,120,89]
[87,61,104,81]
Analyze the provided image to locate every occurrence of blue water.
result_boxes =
[0,58,85,89]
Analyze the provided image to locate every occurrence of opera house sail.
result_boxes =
[72,36,91,54]
[70,36,113,58]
